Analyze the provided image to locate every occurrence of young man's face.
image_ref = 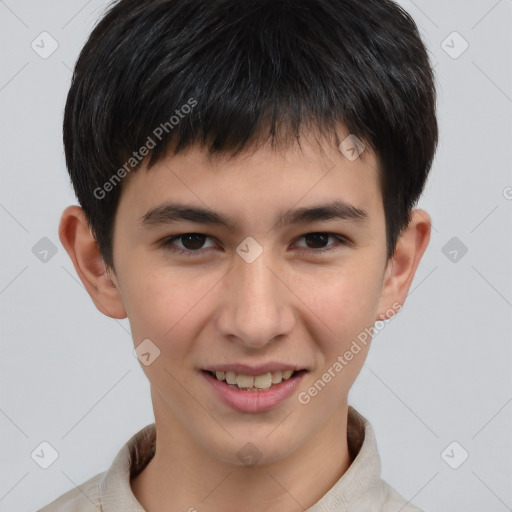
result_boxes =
[94,134,421,466]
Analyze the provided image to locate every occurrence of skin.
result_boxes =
[59,132,430,512]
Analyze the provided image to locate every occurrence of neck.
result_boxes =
[131,393,351,512]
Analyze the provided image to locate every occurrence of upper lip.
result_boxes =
[203,363,306,376]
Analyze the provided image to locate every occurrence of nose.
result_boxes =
[216,247,295,349]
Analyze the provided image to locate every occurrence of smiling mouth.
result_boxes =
[203,369,306,391]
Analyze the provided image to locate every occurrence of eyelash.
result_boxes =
[159,232,351,257]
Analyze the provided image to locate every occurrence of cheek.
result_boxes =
[294,265,381,406]
[121,266,216,348]
[296,259,384,342]
[121,270,212,394]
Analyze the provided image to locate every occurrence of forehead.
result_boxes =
[116,135,383,229]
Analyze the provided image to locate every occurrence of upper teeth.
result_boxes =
[214,370,294,389]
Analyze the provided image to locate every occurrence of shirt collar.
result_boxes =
[98,406,383,511]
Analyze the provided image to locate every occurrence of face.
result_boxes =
[110,134,392,466]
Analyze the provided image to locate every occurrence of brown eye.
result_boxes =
[303,233,330,249]
[294,232,350,254]
[179,234,207,250]
[160,233,216,256]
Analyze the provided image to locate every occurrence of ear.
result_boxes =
[376,209,431,320]
[58,205,127,319]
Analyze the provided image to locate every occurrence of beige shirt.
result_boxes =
[38,407,423,512]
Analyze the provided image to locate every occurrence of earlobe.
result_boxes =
[376,209,431,320]
[58,205,127,319]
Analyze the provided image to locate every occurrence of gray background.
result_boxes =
[1,1,511,510]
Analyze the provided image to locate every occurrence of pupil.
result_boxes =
[305,233,328,249]
[182,234,205,250]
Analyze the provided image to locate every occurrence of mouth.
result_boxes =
[202,369,307,392]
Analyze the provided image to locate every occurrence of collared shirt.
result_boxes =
[38,407,424,512]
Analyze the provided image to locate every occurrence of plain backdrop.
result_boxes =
[1,1,511,510]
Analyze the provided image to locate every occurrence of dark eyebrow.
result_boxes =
[139,203,239,230]
[277,200,367,227]
[139,200,368,231]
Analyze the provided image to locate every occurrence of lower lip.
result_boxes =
[201,370,306,413]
